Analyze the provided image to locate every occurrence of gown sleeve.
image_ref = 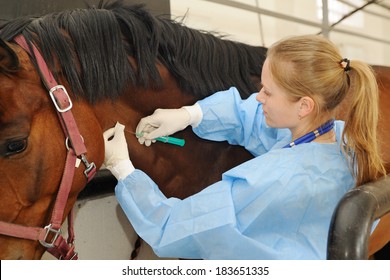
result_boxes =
[193,87,290,156]
[115,142,353,260]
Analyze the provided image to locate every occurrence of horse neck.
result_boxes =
[92,73,197,133]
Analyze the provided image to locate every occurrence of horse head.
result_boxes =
[0,38,104,259]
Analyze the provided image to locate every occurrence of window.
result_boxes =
[316,0,364,27]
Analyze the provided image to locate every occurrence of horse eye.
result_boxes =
[6,138,28,155]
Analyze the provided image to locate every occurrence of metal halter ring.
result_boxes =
[39,224,61,248]
[65,135,84,151]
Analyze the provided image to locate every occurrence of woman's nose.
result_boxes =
[256,89,265,103]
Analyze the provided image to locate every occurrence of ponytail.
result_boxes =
[342,61,387,186]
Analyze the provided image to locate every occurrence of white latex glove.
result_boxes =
[103,122,135,180]
[136,103,203,146]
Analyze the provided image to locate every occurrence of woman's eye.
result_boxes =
[261,86,270,96]
[6,138,28,156]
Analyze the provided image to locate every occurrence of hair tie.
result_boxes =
[340,58,351,72]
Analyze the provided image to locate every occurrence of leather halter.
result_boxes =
[0,35,97,260]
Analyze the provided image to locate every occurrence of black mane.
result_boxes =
[0,0,266,102]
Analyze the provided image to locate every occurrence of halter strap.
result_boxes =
[14,36,88,158]
[0,35,97,260]
[0,152,78,259]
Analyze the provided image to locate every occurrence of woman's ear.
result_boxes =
[298,96,315,118]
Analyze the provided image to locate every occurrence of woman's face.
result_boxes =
[256,59,301,129]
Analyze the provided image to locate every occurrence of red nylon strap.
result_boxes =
[14,36,97,182]
[67,209,76,245]
[0,221,47,241]
[84,161,97,182]
[0,35,98,260]
[46,209,78,260]
[13,36,97,182]
[0,221,77,259]
[50,150,77,230]
[0,150,78,260]
[47,238,78,260]
[13,35,87,157]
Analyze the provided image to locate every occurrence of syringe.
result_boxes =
[125,130,185,147]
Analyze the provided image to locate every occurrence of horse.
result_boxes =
[0,0,388,259]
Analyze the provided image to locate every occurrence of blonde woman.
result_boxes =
[104,35,386,259]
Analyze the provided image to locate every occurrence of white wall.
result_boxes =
[170,0,390,66]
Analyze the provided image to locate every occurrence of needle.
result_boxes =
[124,129,185,147]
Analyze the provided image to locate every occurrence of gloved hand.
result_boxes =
[136,103,203,146]
[103,122,135,180]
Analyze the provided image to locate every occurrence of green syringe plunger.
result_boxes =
[155,136,185,146]
[134,132,185,147]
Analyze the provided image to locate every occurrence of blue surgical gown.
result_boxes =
[115,87,355,259]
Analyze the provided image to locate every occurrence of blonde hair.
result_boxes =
[266,34,386,186]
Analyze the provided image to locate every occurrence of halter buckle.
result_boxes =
[80,154,96,180]
[49,85,73,113]
[39,224,61,248]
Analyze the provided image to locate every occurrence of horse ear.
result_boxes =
[0,38,19,73]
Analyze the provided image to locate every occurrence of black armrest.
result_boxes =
[327,175,390,259]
